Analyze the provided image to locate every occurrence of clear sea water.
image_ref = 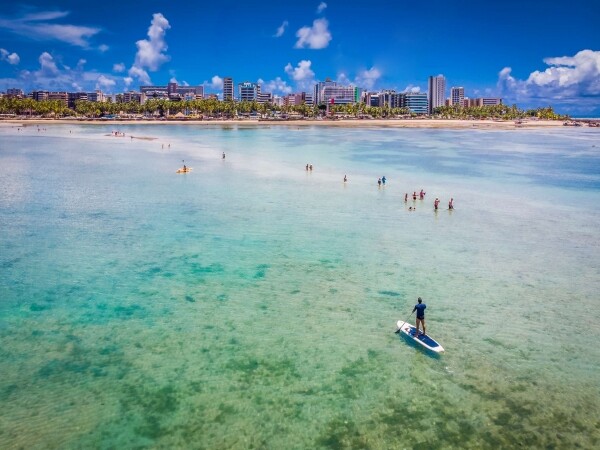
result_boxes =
[1,123,599,449]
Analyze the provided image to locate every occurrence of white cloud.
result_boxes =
[169,77,178,83]
[336,67,382,90]
[128,66,150,85]
[497,49,600,111]
[39,52,59,76]
[123,76,133,86]
[274,20,288,38]
[355,67,381,90]
[113,63,126,73]
[260,77,292,95]
[317,2,328,13]
[3,51,122,93]
[203,75,223,90]
[128,13,171,85]
[98,44,109,53]
[285,60,316,91]
[285,60,315,82]
[295,18,332,49]
[0,48,20,65]
[96,75,116,90]
[0,10,101,48]
[402,85,421,94]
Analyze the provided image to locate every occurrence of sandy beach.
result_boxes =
[0,117,568,129]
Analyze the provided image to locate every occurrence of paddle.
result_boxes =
[395,310,414,333]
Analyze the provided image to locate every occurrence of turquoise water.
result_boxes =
[1,123,599,448]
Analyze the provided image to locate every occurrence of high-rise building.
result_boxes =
[428,75,446,114]
[223,77,234,101]
[238,82,258,102]
[405,92,429,115]
[87,90,105,102]
[68,92,88,109]
[6,88,24,98]
[314,79,358,105]
[141,82,203,100]
[450,87,464,106]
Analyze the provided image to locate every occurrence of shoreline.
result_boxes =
[0,118,577,129]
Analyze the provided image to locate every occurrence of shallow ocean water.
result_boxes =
[0,123,599,449]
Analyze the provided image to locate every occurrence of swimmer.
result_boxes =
[413,191,417,201]
[344,175,347,182]
[222,152,226,159]
[404,193,408,202]
[378,178,382,187]
[434,198,440,211]
[449,198,454,210]
[382,176,386,185]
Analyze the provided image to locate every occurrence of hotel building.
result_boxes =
[140,82,203,101]
[314,79,359,105]
[450,87,464,106]
[428,75,446,114]
[405,92,429,115]
[223,77,234,101]
[238,82,259,102]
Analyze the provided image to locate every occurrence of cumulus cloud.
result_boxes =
[128,13,171,85]
[113,63,126,73]
[203,75,223,90]
[0,48,20,65]
[98,44,109,52]
[285,60,316,90]
[285,60,315,82]
[260,77,293,95]
[497,49,600,111]
[336,67,382,90]
[317,2,328,13]
[402,85,421,94]
[295,18,331,49]
[355,67,381,90]
[3,51,121,93]
[274,20,288,37]
[0,9,101,48]
[97,74,116,90]
[39,52,59,76]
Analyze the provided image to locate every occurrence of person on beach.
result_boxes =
[309,164,313,171]
[413,297,426,337]
[306,164,309,171]
[344,175,347,182]
[222,152,226,159]
[382,176,386,185]
[404,193,408,202]
[434,198,440,210]
[413,192,417,201]
[449,198,454,210]
[420,189,425,200]
[378,178,382,187]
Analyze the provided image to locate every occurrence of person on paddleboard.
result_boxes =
[413,297,426,336]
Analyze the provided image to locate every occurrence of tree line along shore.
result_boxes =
[0,97,572,122]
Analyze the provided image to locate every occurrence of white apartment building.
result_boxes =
[450,87,464,106]
[223,77,234,101]
[428,75,446,114]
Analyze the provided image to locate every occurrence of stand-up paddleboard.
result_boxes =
[396,320,444,353]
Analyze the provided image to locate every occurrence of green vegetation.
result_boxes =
[433,104,569,120]
[0,96,567,120]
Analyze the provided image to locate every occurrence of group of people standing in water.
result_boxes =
[312,165,455,212]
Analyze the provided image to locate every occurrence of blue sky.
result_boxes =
[1,0,599,115]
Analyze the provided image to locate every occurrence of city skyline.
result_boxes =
[0,1,599,115]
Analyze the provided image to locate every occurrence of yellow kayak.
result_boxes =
[176,167,193,173]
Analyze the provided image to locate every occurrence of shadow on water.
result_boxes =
[395,330,444,359]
